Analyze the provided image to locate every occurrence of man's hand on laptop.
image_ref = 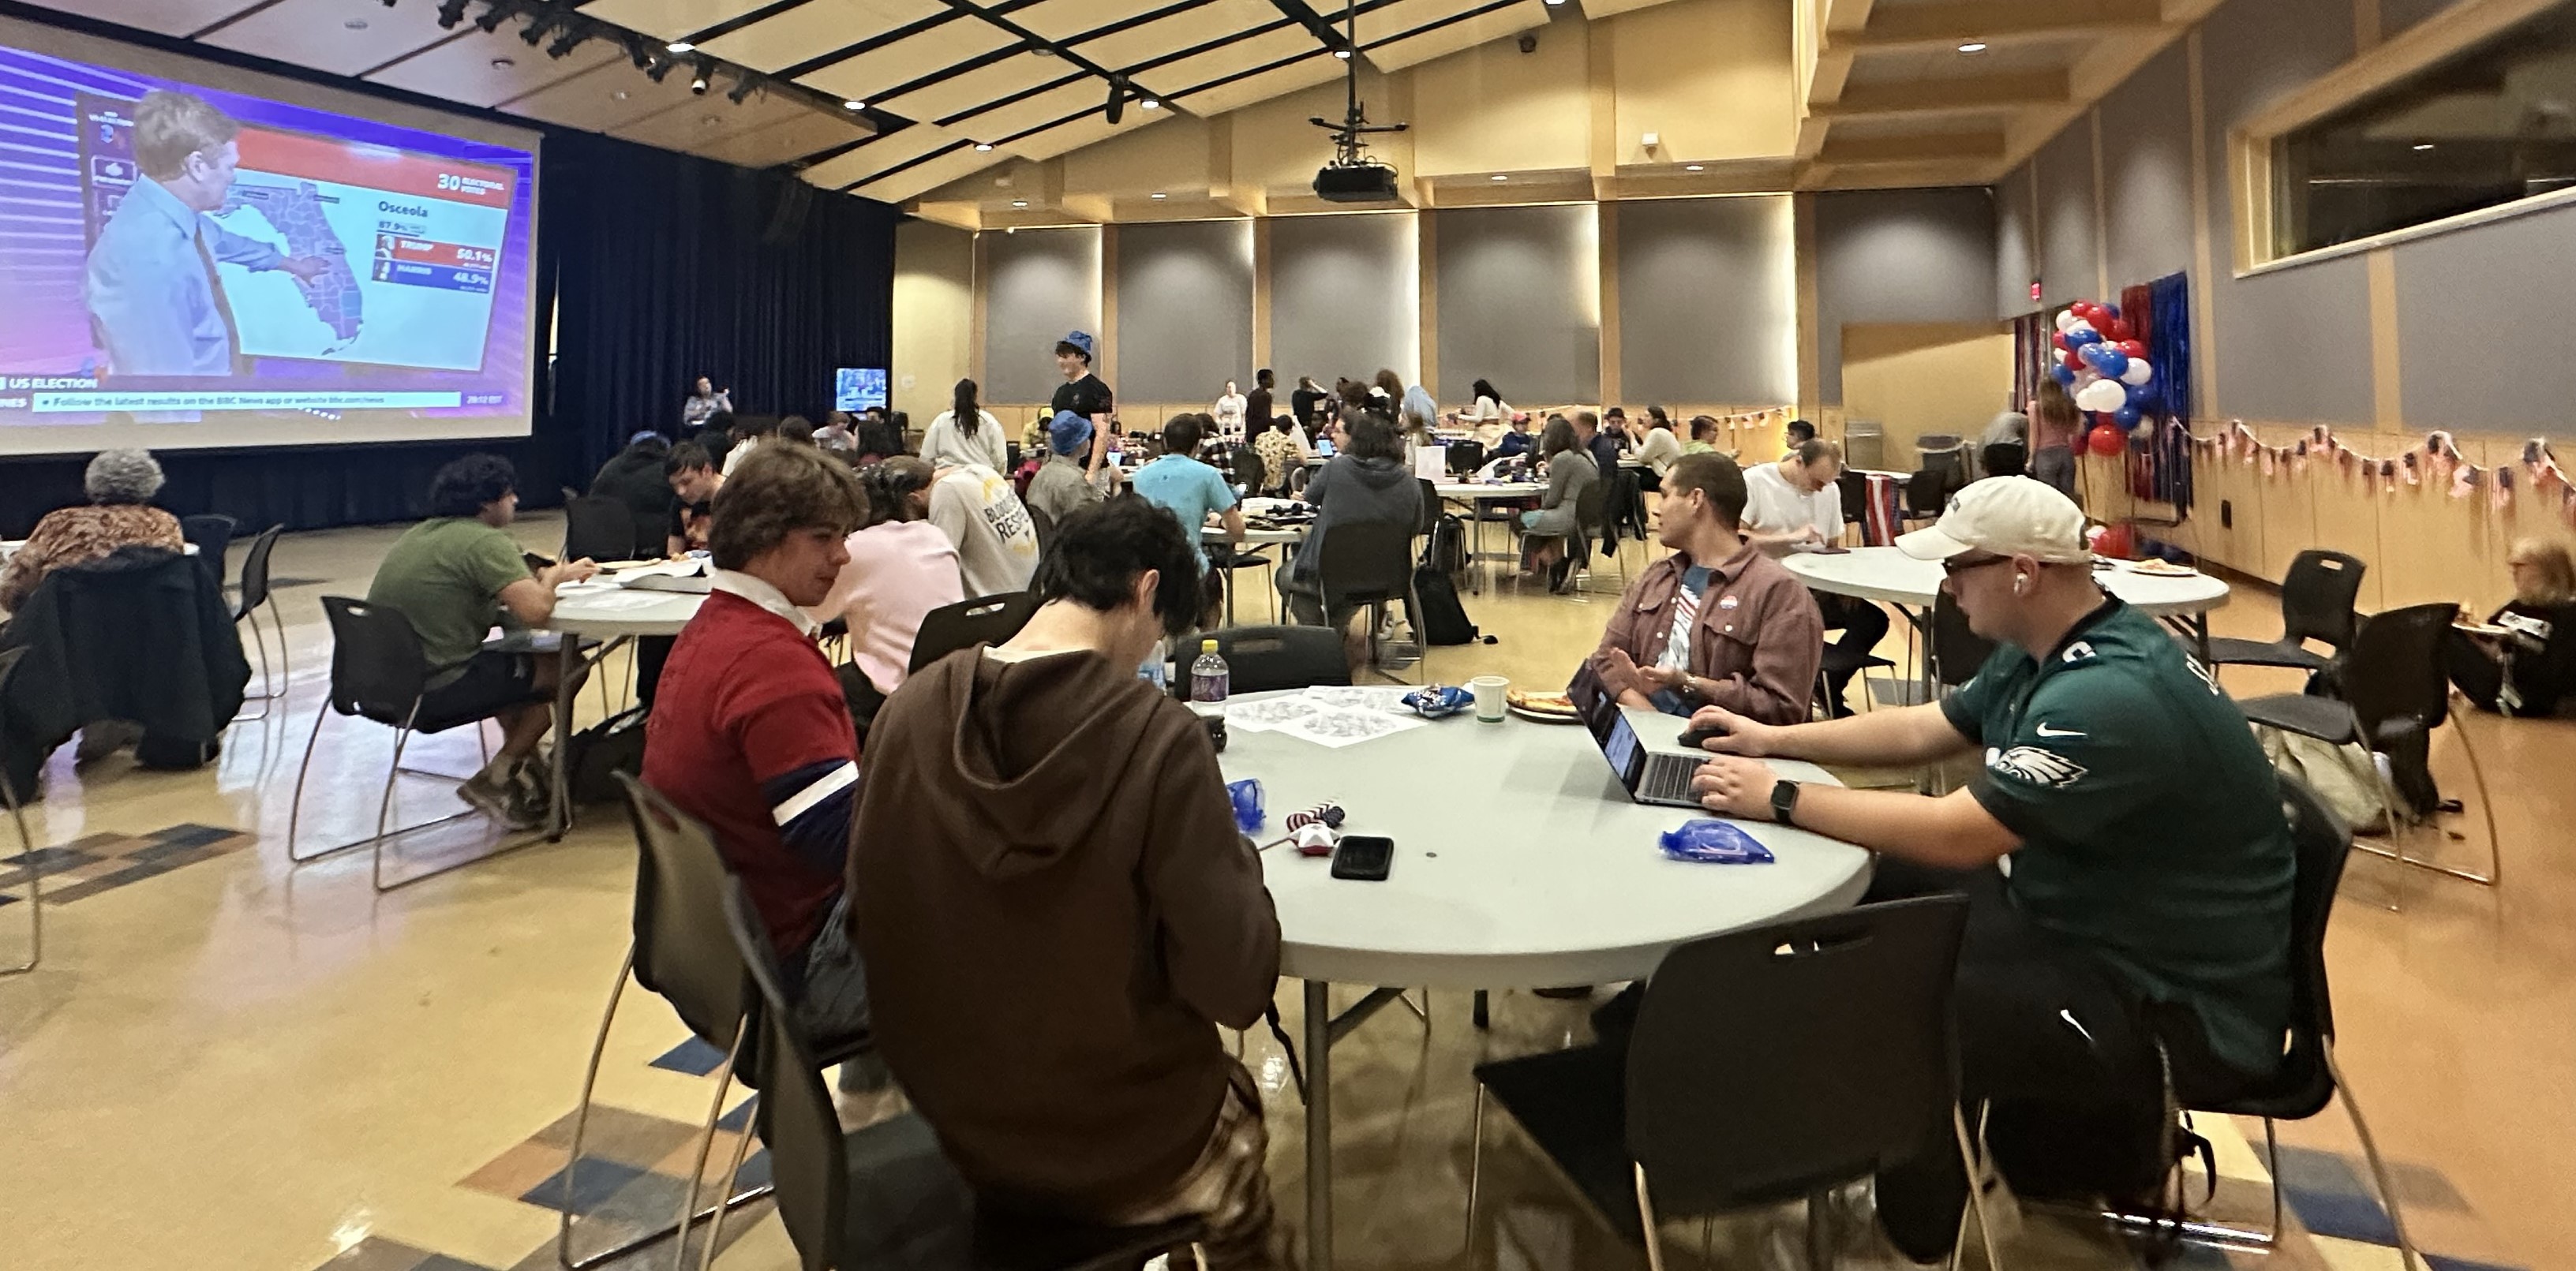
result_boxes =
[1691,753,1778,820]
[1685,705,1773,756]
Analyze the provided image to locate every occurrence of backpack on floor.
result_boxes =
[1424,513,1468,578]
[566,706,650,806]
[1411,565,1479,646]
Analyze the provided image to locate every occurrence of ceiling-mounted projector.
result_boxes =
[1314,161,1399,203]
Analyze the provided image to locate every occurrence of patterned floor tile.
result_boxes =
[648,1036,728,1076]
[313,1236,500,1271]
[0,822,250,903]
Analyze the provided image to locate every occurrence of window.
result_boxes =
[2271,5,2576,257]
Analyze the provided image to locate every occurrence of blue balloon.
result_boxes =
[2114,406,2143,428]
[2052,364,2077,387]
[2101,303,2121,320]
[2091,349,2129,378]
[2125,381,2153,409]
[2066,325,2102,347]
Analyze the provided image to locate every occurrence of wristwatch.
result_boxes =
[1769,779,1803,826]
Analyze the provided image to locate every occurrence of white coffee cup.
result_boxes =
[1470,675,1510,722]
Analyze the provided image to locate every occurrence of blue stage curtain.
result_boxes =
[2146,271,2193,511]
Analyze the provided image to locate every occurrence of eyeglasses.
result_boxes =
[1941,553,2013,578]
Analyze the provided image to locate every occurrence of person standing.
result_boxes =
[682,376,733,433]
[1245,369,1277,445]
[83,91,329,377]
[1050,331,1116,480]
[1290,376,1324,432]
[922,378,1007,473]
[2028,380,2081,497]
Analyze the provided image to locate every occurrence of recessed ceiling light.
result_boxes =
[1957,42,1988,54]
[1012,199,1029,207]
[1684,163,1704,172]
[1151,192,1168,199]
[1141,98,1160,110]
[344,17,368,29]
[1032,45,1054,56]
[1490,174,1508,181]
[667,40,694,53]
[2413,143,2436,151]
[1335,49,1351,59]
[489,57,515,69]
[614,90,630,100]
[844,99,866,110]
[974,142,994,151]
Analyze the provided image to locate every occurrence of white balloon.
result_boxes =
[2120,358,2154,387]
[2055,309,2081,333]
[2076,378,2128,413]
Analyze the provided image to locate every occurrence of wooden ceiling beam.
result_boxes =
[1815,69,2070,120]
[1831,0,2168,54]
[1817,129,2005,165]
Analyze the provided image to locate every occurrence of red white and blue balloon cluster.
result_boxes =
[2050,300,2156,455]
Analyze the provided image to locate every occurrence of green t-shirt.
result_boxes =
[365,517,532,680]
[1941,599,2294,1076]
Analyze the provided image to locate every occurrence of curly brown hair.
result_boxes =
[709,444,867,570]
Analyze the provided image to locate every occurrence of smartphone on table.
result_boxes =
[1331,835,1394,881]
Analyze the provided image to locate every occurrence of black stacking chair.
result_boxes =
[564,495,638,563]
[1313,519,1423,683]
[720,874,1207,1269]
[2206,550,2366,672]
[2099,776,2420,1265]
[2239,603,2497,886]
[1209,625,1349,693]
[908,592,1041,674]
[1027,505,1058,556]
[0,647,41,974]
[180,513,235,589]
[231,525,288,715]
[1447,440,1486,474]
[1930,591,1996,690]
[1464,896,1995,1269]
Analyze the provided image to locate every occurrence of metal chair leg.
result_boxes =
[1632,1162,1668,1271]
[1462,1084,1486,1251]
[1953,1105,2005,1270]
[560,947,635,1268]
[696,1090,762,1271]
[2445,719,2503,887]
[2323,1039,2422,1268]
[1,776,39,975]
[671,1020,747,1271]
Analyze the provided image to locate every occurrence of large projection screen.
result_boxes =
[0,17,541,456]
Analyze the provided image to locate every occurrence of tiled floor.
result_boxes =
[0,513,2565,1270]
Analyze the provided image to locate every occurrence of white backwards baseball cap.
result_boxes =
[1896,476,2091,565]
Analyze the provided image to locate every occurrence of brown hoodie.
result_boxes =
[848,645,1282,1214]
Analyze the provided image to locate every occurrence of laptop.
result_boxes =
[1570,664,1837,809]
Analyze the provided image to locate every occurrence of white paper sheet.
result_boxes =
[557,591,675,612]
[1226,696,1324,733]
[1300,686,1417,715]
[1273,706,1425,750]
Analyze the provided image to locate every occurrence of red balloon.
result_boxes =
[2078,301,2104,324]
[2063,350,2086,371]
[2087,424,2128,457]
[2053,332,2073,352]
[2106,319,2135,343]
[2095,523,2136,559]
[2117,338,2147,359]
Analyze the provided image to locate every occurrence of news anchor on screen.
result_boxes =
[84,89,328,377]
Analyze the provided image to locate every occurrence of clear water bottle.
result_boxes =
[1190,637,1230,703]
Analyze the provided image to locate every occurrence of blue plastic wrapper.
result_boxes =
[1657,819,1777,864]
[1228,779,1265,833]
[1402,685,1474,719]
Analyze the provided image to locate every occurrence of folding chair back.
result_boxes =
[908,592,1041,673]
[317,596,432,726]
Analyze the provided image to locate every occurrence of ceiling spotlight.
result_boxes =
[974,141,994,151]
[1012,199,1029,207]
[667,40,694,52]
[2413,143,2436,151]
[548,27,587,58]
[691,68,712,95]
[1956,41,1988,53]
[489,55,515,68]
[843,99,866,110]
[1334,48,1351,59]
[645,55,675,82]
[1031,44,1055,56]
[1106,74,1128,125]
[1684,163,1704,172]
[436,0,469,28]
[1151,192,1167,199]
[727,73,758,104]
[1140,98,1159,110]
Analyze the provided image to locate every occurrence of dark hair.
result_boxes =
[1688,414,1718,441]
[1604,406,1627,421]
[1646,406,1672,428]
[709,444,867,571]
[952,378,983,439]
[1163,413,1205,455]
[1336,379,1371,410]
[1343,414,1403,462]
[777,419,815,446]
[1664,453,1749,529]
[665,442,717,477]
[1031,495,1202,639]
[1256,368,1275,388]
[1794,438,1844,469]
[627,432,671,458]
[1470,379,1499,402]
[428,454,516,518]
[1054,339,1091,364]
[860,456,935,529]
[730,414,777,443]
[1574,410,1601,433]
[1539,417,1580,460]
[1785,418,1818,444]
[1372,368,1405,400]
[704,410,736,436]
[1270,413,1294,436]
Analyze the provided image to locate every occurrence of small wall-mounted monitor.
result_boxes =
[833,367,888,411]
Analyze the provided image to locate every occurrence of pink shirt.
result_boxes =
[810,521,965,693]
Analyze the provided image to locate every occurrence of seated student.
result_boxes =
[1024,411,1108,529]
[1683,477,2293,1262]
[1586,453,1822,725]
[1129,414,1245,619]
[0,448,185,614]
[1251,414,1305,496]
[365,454,595,828]
[721,414,777,477]
[815,458,964,708]
[1745,439,1889,717]
[644,446,886,1080]
[1520,417,1599,591]
[589,431,676,556]
[1683,415,1720,455]
[1581,409,1627,481]
[1626,407,1683,483]
[2447,536,2576,716]
[928,459,1041,599]
[665,442,724,557]
[1282,415,1423,669]
[1781,417,1818,462]
[1492,413,1537,460]
[849,495,1285,1266]
[690,410,735,470]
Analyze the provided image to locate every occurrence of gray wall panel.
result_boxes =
[2383,0,2469,38]
[1996,163,2037,319]
[1113,219,1254,403]
[2035,122,2098,308]
[2395,201,2576,434]
[1268,212,1416,394]
[1814,188,1998,403]
[1615,196,1795,406]
[2100,43,2194,289]
[982,226,1102,403]
[1433,204,1600,405]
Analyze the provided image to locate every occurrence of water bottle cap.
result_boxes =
[1201,638,1219,652]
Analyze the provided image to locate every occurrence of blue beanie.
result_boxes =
[1047,409,1092,456]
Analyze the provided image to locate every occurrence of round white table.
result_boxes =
[1780,546,2231,618]
[539,581,705,836]
[1432,481,1545,593]
[1204,525,1309,626]
[1217,695,1872,1269]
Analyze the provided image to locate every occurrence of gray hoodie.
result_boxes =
[1291,454,1424,583]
